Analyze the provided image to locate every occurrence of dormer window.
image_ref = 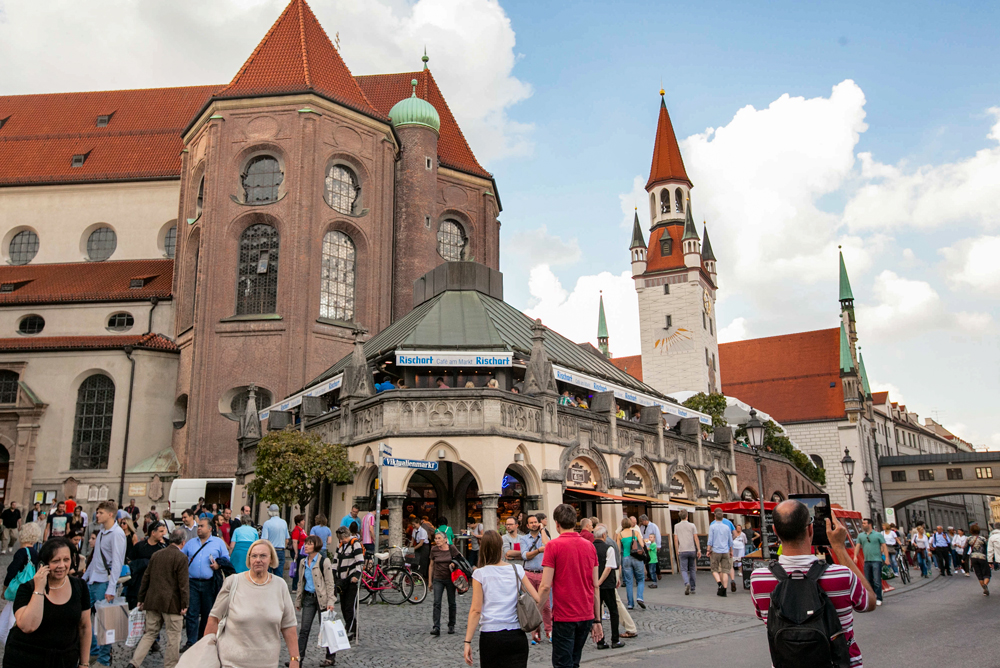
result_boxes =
[0,116,9,130]
[71,154,87,168]
[96,113,114,127]
[660,238,672,256]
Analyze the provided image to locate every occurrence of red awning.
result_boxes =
[709,501,777,514]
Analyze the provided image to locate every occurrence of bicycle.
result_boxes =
[358,551,413,605]
[403,562,427,604]
[895,547,911,585]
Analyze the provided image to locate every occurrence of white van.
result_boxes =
[167,478,236,516]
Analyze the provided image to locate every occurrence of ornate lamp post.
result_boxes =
[840,448,856,511]
[745,408,768,558]
[862,472,875,522]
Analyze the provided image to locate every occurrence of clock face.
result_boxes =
[703,288,712,315]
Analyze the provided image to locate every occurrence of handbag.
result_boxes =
[512,565,543,633]
[451,568,470,594]
[176,574,239,668]
[3,549,34,601]
[629,530,650,564]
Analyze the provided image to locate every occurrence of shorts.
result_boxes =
[971,558,991,581]
[710,552,732,573]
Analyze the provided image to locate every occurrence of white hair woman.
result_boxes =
[4,522,42,591]
[204,539,299,668]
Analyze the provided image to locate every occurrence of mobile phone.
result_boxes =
[789,494,831,546]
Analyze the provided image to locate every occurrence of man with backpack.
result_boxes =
[750,499,876,668]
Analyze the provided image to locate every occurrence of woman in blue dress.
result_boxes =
[229,515,259,574]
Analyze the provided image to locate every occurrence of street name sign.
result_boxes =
[382,457,439,471]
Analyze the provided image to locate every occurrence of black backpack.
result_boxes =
[766,561,851,668]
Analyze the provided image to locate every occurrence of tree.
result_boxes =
[682,392,728,432]
[735,419,826,486]
[247,430,358,509]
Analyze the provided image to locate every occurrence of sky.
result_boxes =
[1,0,998,446]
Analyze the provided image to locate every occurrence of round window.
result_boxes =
[18,315,44,335]
[107,313,134,332]
[87,227,117,261]
[9,230,39,265]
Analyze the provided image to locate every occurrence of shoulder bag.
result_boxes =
[512,565,543,633]
[176,573,239,668]
[630,528,650,564]
[3,547,35,601]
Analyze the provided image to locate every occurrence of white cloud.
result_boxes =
[941,235,1000,293]
[717,317,748,344]
[869,381,904,405]
[0,0,532,164]
[523,265,640,355]
[505,226,581,268]
[619,175,649,229]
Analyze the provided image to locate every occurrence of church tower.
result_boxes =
[630,91,720,395]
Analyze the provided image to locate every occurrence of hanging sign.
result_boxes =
[395,350,512,367]
[259,374,343,420]
[566,460,596,488]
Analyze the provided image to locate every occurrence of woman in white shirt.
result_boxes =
[881,523,898,574]
[910,525,932,578]
[732,525,748,582]
[463,530,541,668]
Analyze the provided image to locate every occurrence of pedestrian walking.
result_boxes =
[967,525,990,596]
[854,518,888,606]
[732,524,747,583]
[429,530,460,636]
[260,504,290,578]
[179,509,198,545]
[673,509,700,595]
[463,529,541,668]
[910,525,932,577]
[82,500,126,667]
[290,514,308,591]
[502,516,523,566]
[751,501,875,668]
[638,515,660,587]
[311,514,334,556]
[4,537,92,668]
[881,523,899,575]
[930,525,952,576]
[578,518,594,543]
[181,517,229,650]
[592,525,624,650]
[466,516,484,567]
[952,528,969,576]
[410,515,431,580]
[295,536,337,667]
[130,528,189,668]
[536,504,603,668]
[4,522,41,590]
[1,501,21,554]
[520,514,551,642]
[125,520,167,611]
[43,501,71,541]
[334,525,363,640]
[987,522,1000,575]
[203,540,299,668]
[437,516,455,544]
[615,518,646,609]
[707,509,734,597]
[340,504,361,529]
[68,507,85,538]
[361,510,377,558]
[230,514,259,574]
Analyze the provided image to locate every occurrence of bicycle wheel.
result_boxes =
[358,576,376,604]
[898,557,910,584]
[407,571,428,604]
[379,567,414,605]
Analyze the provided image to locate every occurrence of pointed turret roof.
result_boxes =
[682,199,699,241]
[701,223,716,261]
[646,94,692,189]
[629,210,646,250]
[214,0,384,121]
[858,352,872,399]
[597,292,609,340]
[839,249,854,302]
[839,323,854,373]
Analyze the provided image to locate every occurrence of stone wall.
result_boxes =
[733,446,823,501]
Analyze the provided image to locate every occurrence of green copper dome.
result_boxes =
[390,79,440,134]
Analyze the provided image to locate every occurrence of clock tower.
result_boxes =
[629,91,720,395]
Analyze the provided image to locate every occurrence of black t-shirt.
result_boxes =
[130,539,166,563]
[46,512,71,537]
[0,508,20,529]
[6,576,90,662]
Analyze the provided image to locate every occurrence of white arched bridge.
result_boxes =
[878,452,1000,508]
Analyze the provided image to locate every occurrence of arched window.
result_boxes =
[164,225,177,259]
[241,156,283,204]
[196,176,205,218]
[87,227,117,261]
[437,219,467,261]
[71,374,115,470]
[324,164,360,214]
[810,454,824,470]
[0,370,19,404]
[107,313,134,332]
[9,230,39,265]
[675,188,684,214]
[236,224,280,315]
[320,231,356,322]
[660,189,670,214]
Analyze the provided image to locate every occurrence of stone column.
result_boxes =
[480,493,500,533]
[385,494,406,549]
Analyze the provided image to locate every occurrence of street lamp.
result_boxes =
[840,448,856,511]
[746,408,769,558]
[862,472,875,522]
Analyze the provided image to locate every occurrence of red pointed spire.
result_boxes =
[645,94,691,189]
[216,0,383,120]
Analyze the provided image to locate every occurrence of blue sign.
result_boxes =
[382,457,439,471]
[395,350,512,367]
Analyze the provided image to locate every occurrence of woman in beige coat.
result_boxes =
[295,535,338,666]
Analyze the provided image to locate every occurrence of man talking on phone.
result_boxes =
[181,517,229,651]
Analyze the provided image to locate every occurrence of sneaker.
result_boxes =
[716,587,725,597]
[684,584,690,596]
[448,627,455,634]
[731,581,737,592]
[876,600,882,606]
[637,600,646,609]
[611,641,626,648]
[602,611,610,620]
[597,642,610,650]
[984,586,990,596]
[648,583,658,589]
[430,628,440,636]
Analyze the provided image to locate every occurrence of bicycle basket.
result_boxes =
[388,547,405,568]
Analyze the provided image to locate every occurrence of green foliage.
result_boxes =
[247,430,358,509]
[682,392,728,431]
[736,419,826,486]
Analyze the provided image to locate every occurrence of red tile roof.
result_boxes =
[0,86,218,187]
[357,70,491,180]
[214,0,383,122]
[609,354,643,382]
[720,328,846,423]
[646,97,691,189]
[0,332,178,353]
[644,225,687,273]
[0,259,172,305]
[872,391,889,405]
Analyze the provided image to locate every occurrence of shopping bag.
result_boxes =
[0,601,16,646]
[321,617,351,652]
[94,597,129,646]
[125,607,146,647]
[881,563,895,581]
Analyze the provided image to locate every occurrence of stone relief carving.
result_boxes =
[400,401,484,430]
[314,417,341,443]
[353,404,383,436]
[644,434,655,457]
[558,415,576,440]
[592,423,609,447]
[500,403,540,433]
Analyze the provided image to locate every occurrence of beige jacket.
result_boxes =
[295,553,338,609]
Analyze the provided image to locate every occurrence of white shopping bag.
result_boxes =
[317,611,334,648]
[320,615,351,653]
[125,607,145,648]
[0,600,16,646]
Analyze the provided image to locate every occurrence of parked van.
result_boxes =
[167,478,235,516]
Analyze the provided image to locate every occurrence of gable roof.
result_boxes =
[719,328,845,423]
[0,86,218,187]
[609,354,643,382]
[357,70,490,179]
[0,332,177,353]
[213,0,382,121]
[0,259,172,305]
[646,96,691,189]
[872,391,889,405]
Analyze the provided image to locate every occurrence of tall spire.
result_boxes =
[839,247,854,303]
[839,322,855,374]
[597,292,610,358]
[701,223,716,261]
[422,46,429,70]
[682,198,699,241]
[858,352,873,399]
[629,209,646,250]
[646,91,692,190]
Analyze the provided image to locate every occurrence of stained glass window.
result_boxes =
[320,231,356,321]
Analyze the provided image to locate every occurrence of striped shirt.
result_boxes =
[335,537,364,583]
[751,555,869,668]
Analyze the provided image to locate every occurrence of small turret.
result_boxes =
[682,199,701,269]
[597,291,610,358]
[629,209,647,277]
[701,222,717,285]
[838,247,858,358]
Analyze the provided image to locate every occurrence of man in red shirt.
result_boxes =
[537,504,603,668]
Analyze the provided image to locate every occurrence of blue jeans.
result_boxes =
[185,578,216,645]
[916,550,930,577]
[679,551,697,590]
[646,561,658,581]
[621,555,645,607]
[863,561,883,602]
[88,581,112,665]
[269,546,286,578]
[551,620,591,668]
[886,547,898,574]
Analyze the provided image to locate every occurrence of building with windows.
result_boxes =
[0,0,500,506]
